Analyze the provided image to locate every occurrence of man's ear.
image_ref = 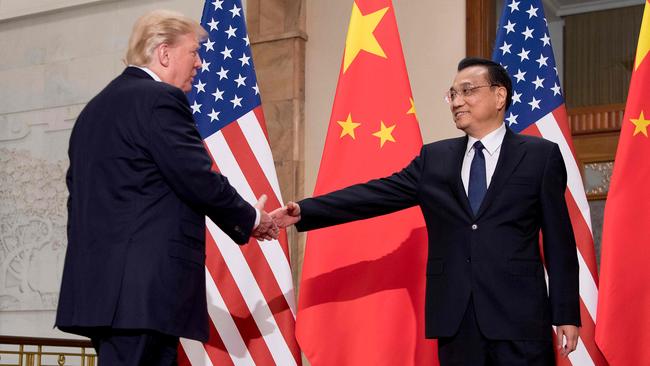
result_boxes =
[495,86,507,111]
[157,43,170,67]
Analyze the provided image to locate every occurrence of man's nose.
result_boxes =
[451,95,465,108]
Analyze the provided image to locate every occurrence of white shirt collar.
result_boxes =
[130,65,162,82]
[465,122,506,157]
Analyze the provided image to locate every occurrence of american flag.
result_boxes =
[493,1,606,365]
[179,1,300,365]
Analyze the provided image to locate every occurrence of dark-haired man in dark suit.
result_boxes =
[273,57,580,366]
[56,9,278,366]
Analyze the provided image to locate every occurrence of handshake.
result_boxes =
[251,195,302,241]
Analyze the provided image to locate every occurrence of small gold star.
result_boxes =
[372,121,396,147]
[337,113,362,139]
[631,110,650,137]
[407,97,417,120]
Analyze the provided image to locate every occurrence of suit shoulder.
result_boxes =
[118,74,186,102]
[515,133,559,152]
[94,68,185,103]
[77,72,189,129]
[421,136,466,154]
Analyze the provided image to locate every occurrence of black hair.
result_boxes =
[457,57,513,110]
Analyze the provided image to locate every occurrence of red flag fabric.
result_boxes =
[179,1,301,365]
[596,2,650,365]
[295,0,438,365]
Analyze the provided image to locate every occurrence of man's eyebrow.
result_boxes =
[450,82,473,89]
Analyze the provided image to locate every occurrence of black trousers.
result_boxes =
[437,298,555,366]
[91,329,179,366]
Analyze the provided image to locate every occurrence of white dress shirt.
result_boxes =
[461,123,507,196]
[131,65,162,82]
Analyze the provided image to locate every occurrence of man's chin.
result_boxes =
[453,120,468,131]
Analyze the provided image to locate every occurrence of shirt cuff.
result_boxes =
[253,208,261,229]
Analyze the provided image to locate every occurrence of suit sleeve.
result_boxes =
[540,144,581,326]
[296,147,425,232]
[147,88,256,244]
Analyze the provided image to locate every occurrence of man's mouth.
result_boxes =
[454,111,469,119]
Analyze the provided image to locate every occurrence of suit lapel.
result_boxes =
[475,128,526,219]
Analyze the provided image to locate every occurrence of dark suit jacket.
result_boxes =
[56,67,256,342]
[296,128,580,340]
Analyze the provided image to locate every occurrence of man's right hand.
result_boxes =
[251,195,279,241]
[270,202,301,228]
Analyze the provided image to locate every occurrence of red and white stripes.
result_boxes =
[180,107,300,366]
[526,107,607,366]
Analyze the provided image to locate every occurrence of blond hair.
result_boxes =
[126,9,207,66]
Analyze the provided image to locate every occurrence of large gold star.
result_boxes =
[343,3,389,73]
[337,113,361,139]
[407,97,417,120]
[634,5,650,70]
[372,121,396,147]
[631,110,650,137]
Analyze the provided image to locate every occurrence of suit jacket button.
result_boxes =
[466,257,471,263]
[471,224,478,230]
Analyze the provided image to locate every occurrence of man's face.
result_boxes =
[166,32,201,92]
[448,66,505,137]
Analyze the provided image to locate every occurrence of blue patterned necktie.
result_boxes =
[468,141,486,215]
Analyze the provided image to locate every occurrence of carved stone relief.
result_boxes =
[0,105,79,311]
[583,161,614,197]
[583,161,614,268]
[0,148,68,311]
[0,104,81,143]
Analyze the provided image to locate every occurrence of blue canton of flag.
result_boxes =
[188,0,261,139]
[493,0,564,133]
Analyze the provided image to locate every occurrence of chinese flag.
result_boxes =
[595,1,650,365]
[295,0,438,365]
